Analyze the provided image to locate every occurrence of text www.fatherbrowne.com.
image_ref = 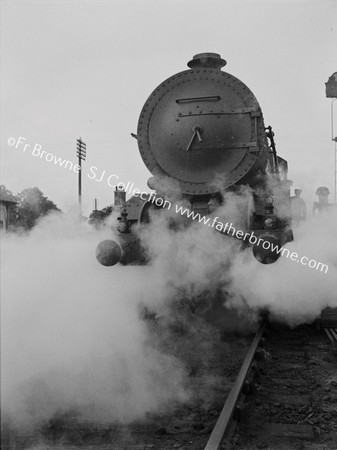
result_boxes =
[175,204,329,274]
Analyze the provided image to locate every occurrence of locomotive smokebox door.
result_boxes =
[137,53,270,195]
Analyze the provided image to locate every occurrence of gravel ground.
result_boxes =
[1,306,254,450]
[230,323,337,450]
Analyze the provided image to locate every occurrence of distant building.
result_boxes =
[0,192,17,231]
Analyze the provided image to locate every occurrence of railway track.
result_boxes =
[203,324,264,450]
[2,320,336,450]
[205,322,337,450]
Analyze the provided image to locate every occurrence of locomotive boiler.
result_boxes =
[96,53,293,266]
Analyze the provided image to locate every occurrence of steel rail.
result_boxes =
[204,323,265,450]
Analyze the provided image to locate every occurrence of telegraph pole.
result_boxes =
[325,72,337,203]
[76,137,86,211]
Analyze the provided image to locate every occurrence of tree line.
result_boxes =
[1,185,60,230]
[1,185,113,230]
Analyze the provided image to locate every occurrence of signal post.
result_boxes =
[76,137,86,211]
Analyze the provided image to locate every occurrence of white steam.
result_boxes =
[136,189,337,328]
[228,208,337,326]
[1,211,188,430]
[2,192,336,434]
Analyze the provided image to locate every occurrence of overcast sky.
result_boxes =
[1,0,336,213]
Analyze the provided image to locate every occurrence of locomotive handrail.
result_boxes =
[178,106,261,117]
[265,125,279,172]
[176,95,221,104]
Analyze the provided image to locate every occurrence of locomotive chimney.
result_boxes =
[114,187,126,206]
[187,52,227,69]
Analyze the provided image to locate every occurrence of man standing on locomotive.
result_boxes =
[291,188,306,225]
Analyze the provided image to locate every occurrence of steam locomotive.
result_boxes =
[96,53,293,266]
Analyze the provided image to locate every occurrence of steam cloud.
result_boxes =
[137,189,337,327]
[1,211,188,431]
[228,208,337,326]
[2,190,336,439]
